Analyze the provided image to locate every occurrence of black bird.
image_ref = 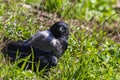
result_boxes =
[25,22,69,58]
[2,22,69,71]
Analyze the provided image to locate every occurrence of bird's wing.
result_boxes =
[24,30,56,53]
[23,30,67,58]
[26,31,63,57]
[28,30,49,44]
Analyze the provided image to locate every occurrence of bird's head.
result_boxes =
[50,22,69,39]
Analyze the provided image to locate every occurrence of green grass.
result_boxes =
[0,0,120,80]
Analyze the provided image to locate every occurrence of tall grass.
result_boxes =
[0,0,120,80]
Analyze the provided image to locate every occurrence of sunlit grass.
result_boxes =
[0,0,120,80]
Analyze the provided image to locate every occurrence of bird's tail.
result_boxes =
[1,41,32,60]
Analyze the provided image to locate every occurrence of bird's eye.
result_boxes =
[59,26,66,32]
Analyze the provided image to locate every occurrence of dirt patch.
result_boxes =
[22,3,120,43]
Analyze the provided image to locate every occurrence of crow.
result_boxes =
[2,22,69,71]
[24,21,69,58]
